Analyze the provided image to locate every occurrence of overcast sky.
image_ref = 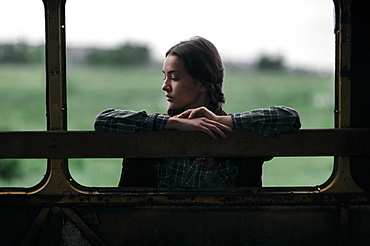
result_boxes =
[1,0,335,71]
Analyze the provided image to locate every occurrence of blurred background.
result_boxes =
[0,0,335,188]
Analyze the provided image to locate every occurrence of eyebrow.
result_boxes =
[162,70,181,74]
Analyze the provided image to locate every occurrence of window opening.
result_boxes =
[65,0,335,187]
[0,0,46,187]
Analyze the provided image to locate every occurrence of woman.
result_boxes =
[94,36,301,188]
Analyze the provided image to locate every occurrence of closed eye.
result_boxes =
[163,76,180,81]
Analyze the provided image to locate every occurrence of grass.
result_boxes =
[0,63,334,187]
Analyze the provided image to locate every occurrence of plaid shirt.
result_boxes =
[94,106,301,187]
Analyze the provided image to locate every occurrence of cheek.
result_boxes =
[180,86,199,100]
[179,79,196,90]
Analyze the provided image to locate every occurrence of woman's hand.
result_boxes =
[166,107,233,139]
[165,116,232,139]
[175,107,233,128]
[175,107,218,121]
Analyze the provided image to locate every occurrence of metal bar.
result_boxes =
[337,0,352,129]
[0,129,369,158]
[42,0,69,199]
[43,0,67,131]
[22,207,51,246]
[0,190,368,206]
[339,206,350,246]
[61,208,106,246]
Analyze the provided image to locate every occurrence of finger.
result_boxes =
[203,119,233,132]
[210,125,227,139]
[189,108,207,119]
[188,110,198,119]
[200,121,228,139]
[176,110,192,118]
[199,126,218,140]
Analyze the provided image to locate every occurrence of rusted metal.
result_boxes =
[321,156,363,193]
[0,186,369,206]
[5,204,368,245]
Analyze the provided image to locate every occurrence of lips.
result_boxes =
[165,95,173,101]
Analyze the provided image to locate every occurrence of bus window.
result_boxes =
[65,0,335,188]
[0,0,46,187]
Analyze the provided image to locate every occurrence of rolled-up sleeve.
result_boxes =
[94,109,169,133]
[231,106,301,137]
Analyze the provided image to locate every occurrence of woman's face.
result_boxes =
[162,55,207,110]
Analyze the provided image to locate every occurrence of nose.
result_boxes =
[162,78,171,91]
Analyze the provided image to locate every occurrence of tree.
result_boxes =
[86,43,150,66]
[255,54,285,71]
[0,42,44,64]
[0,159,22,181]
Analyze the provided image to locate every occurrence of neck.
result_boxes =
[167,104,224,117]
[167,108,186,117]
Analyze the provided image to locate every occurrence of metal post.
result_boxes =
[38,0,73,195]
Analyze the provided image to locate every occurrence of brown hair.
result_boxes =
[165,36,226,116]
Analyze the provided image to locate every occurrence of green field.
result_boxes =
[0,64,334,187]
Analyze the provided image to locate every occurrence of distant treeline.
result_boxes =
[84,44,149,65]
[0,42,285,70]
[0,42,44,64]
[0,42,150,66]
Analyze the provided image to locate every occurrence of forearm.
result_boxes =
[94,109,169,133]
[168,106,300,137]
[215,115,233,127]
[165,117,183,130]
[231,106,301,137]
[165,116,232,139]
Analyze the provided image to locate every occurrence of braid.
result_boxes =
[207,82,226,115]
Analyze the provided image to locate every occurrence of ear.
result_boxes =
[199,83,207,92]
